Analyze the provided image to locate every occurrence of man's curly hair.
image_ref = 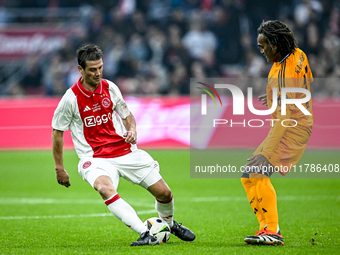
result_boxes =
[258,20,297,57]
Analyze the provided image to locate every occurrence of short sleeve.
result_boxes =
[108,81,131,119]
[52,89,76,131]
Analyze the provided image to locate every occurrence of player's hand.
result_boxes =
[55,168,71,188]
[258,94,267,106]
[123,131,137,144]
[245,154,270,173]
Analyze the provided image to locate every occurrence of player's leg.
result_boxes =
[145,177,173,226]
[92,175,158,246]
[244,172,283,245]
[113,149,174,225]
[241,171,266,230]
[250,173,279,233]
[246,137,307,245]
[93,175,147,234]
[116,149,195,242]
[78,158,158,246]
[140,170,196,242]
[242,141,269,231]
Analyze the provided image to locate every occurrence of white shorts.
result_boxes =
[78,149,162,190]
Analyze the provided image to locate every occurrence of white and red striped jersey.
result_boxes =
[52,78,136,159]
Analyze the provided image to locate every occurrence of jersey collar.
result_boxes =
[279,53,291,64]
[76,77,103,98]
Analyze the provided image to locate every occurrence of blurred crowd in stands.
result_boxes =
[2,0,340,97]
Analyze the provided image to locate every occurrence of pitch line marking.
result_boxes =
[0,198,154,207]
[1,195,339,220]
[1,195,339,206]
[0,209,156,220]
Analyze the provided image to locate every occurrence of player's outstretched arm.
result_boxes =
[122,113,137,144]
[52,129,71,188]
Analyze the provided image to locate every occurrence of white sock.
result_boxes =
[155,194,174,227]
[105,193,147,234]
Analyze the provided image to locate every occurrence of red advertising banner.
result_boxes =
[0,97,191,150]
[0,96,338,150]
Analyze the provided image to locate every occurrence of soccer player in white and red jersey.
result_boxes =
[52,44,195,246]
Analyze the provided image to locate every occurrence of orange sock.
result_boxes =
[250,176,278,233]
[241,178,266,230]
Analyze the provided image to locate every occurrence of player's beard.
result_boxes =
[93,77,101,85]
[89,75,101,87]
[265,55,271,62]
[263,50,272,63]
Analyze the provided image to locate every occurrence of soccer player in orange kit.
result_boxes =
[241,20,313,245]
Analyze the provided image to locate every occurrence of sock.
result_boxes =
[250,177,279,233]
[105,193,147,234]
[241,178,266,230]
[155,194,174,227]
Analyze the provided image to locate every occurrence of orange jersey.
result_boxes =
[267,48,313,128]
[255,48,314,173]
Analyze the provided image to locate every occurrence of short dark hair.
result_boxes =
[257,20,297,57]
[76,44,103,69]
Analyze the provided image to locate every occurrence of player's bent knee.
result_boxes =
[148,180,172,201]
[96,184,117,200]
[154,187,172,202]
[94,176,116,199]
[158,188,172,201]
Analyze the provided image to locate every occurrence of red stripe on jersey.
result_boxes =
[156,194,173,204]
[71,78,131,158]
[105,194,121,205]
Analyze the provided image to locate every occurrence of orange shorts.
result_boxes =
[254,128,311,176]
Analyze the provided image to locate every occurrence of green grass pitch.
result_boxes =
[0,149,339,254]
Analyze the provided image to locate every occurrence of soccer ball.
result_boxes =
[144,217,171,243]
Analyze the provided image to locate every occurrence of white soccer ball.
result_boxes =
[144,217,171,243]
